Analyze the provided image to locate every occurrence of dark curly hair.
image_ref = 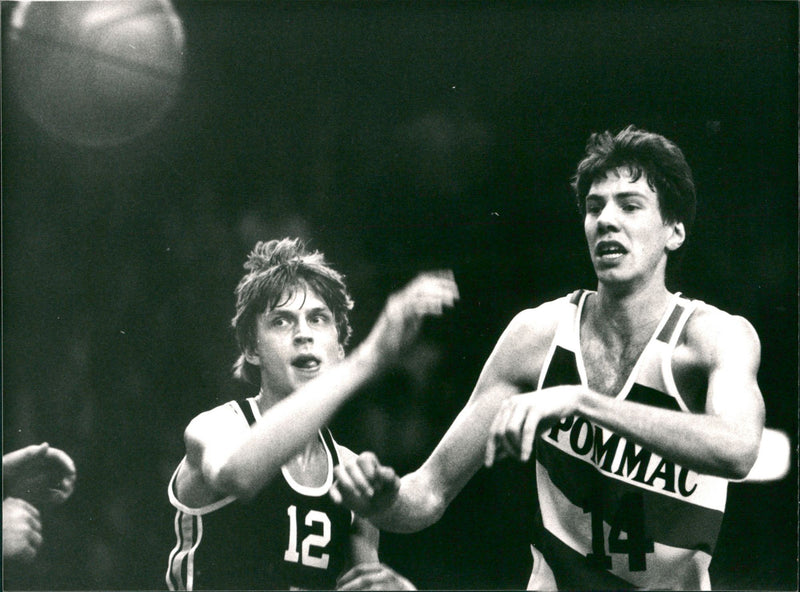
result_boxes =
[571,125,697,279]
[231,238,354,384]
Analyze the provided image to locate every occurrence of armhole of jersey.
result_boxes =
[167,457,237,516]
[536,291,587,390]
[321,428,341,466]
[661,296,697,411]
[168,401,255,516]
[323,430,356,525]
[281,429,335,497]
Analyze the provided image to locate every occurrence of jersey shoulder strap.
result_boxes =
[235,398,258,426]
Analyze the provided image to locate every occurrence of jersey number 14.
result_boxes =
[585,492,654,571]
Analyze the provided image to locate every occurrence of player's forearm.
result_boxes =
[215,347,381,499]
[576,389,762,480]
[368,470,448,533]
[371,400,492,532]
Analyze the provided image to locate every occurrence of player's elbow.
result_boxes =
[716,433,761,481]
[185,423,258,501]
[728,440,761,481]
[213,461,259,501]
[396,475,449,533]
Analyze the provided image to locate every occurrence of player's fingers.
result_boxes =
[329,481,343,505]
[498,401,529,462]
[355,452,379,480]
[18,542,39,564]
[406,273,459,303]
[344,462,375,498]
[336,562,380,587]
[374,464,399,488]
[28,526,43,550]
[519,410,540,463]
[337,563,412,591]
[48,447,77,476]
[19,499,41,523]
[331,465,360,503]
[485,401,511,467]
[47,485,73,505]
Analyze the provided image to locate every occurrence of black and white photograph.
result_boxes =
[2,1,797,590]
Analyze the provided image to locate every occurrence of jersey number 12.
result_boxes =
[284,505,331,569]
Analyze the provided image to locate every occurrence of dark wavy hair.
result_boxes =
[571,125,697,278]
[231,238,354,384]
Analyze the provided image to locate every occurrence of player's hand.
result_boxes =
[336,562,416,590]
[485,386,582,467]
[359,271,459,370]
[3,497,43,563]
[3,443,77,506]
[330,452,400,518]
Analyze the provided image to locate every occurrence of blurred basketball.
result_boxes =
[7,0,185,147]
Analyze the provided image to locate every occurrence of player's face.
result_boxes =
[584,167,685,291]
[246,286,344,398]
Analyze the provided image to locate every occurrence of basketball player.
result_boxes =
[3,443,77,563]
[166,238,458,590]
[331,126,766,590]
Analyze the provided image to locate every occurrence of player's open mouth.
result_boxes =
[596,241,627,260]
[292,354,321,371]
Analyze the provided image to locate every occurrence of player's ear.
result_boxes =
[243,346,260,365]
[666,220,686,252]
[336,343,345,361]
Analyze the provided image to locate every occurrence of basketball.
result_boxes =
[7,0,185,147]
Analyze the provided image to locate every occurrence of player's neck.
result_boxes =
[254,387,290,414]
[591,283,672,342]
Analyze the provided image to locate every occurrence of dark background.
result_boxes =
[2,1,797,589]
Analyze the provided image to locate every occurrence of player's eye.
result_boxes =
[621,200,641,212]
[310,312,332,325]
[270,316,291,328]
[585,200,603,215]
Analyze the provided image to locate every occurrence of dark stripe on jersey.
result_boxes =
[535,519,637,591]
[536,442,722,552]
[236,399,257,426]
[320,429,340,466]
[569,290,585,306]
[627,383,681,411]
[542,346,581,388]
[656,303,685,343]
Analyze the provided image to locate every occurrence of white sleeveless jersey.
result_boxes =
[530,290,728,590]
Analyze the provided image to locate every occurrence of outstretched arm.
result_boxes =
[332,304,559,532]
[181,272,459,502]
[487,307,766,480]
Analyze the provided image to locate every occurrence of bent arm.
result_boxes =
[194,348,386,501]
[575,311,765,479]
[184,272,459,502]
[370,307,556,532]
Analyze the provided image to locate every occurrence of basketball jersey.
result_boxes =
[166,398,353,590]
[530,290,728,590]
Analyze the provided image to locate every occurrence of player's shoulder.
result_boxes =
[683,298,761,356]
[506,291,576,336]
[186,399,250,440]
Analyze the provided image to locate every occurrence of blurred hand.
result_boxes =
[485,385,582,467]
[3,443,77,506]
[337,562,416,591]
[359,271,458,370]
[330,452,400,518]
[3,497,43,563]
